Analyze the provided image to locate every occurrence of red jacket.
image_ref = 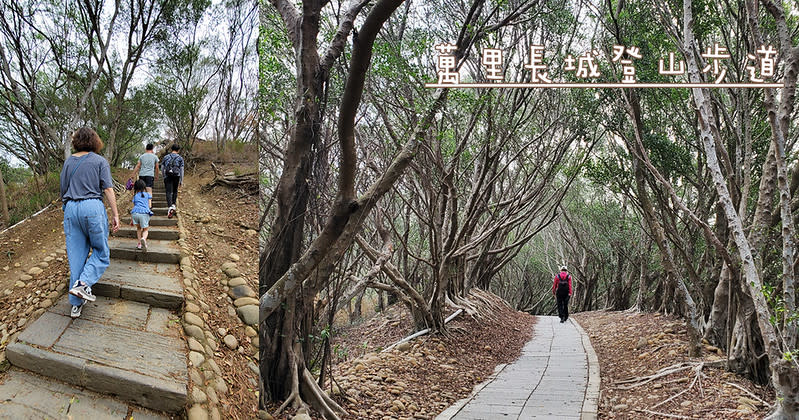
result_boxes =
[552,272,572,296]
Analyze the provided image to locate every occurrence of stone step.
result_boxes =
[113,225,179,240]
[0,368,169,419]
[94,259,184,310]
[109,238,181,264]
[151,207,179,217]
[6,296,187,413]
[123,216,177,227]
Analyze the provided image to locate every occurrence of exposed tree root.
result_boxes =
[613,360,724,390]
[634,408,692,419]
[651,362,706,409]
[301,368,346,420]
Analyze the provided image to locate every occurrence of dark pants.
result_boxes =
[557,293,570,321]
[164,175,179,208]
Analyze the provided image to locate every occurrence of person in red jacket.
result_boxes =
[552,266,573,323]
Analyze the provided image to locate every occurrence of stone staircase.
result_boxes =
[3,183,188,416]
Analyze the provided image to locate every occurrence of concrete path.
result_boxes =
[438,316,599,420]
[0,183,186,417]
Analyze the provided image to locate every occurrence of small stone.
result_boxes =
[188,338,204,353]
[184,324,205,342]
[234,297,259,307]
[223,267,241,278]
[37,262,49,268]
[397,342,412,352]
[189,368,203,385]
[187,405,208,420]
[228,277,246,287]
[223,334,239,350]
[184,312,204,327]
[38,299,52,309]
[638,352,649,359]
[229,285,256,299]
[205,386,219,404]
[392,400,405,412]
[185,302,200,313]
[213,377,228,395]
[228,253,240,262]
[613,404,628,411]
[19,274,32,282]
[2,290,11,296]
[236,305,259,325]
[246,229,257,236]
[244,326,257,337]
[27,267,42,276]
[16,318,26,328]
[636,337,648,349]
[191,387,208,404]
[221,262,237,271]
[258,410,274,420]
[188,351,205,367]
[680,401,691,407]
[14,281,25,288]
[217,327,227,337]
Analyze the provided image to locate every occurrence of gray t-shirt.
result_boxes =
[138,152,159,177]
[60,152,114,203]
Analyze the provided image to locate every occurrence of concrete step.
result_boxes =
[0,368,169,419]
[109,238,181,264]
[6,296,187,413]
[123,216,177,227]
[94,259,184,310]
[113,225,179,240]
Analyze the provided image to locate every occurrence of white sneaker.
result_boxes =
[70,305,82,318]
[69,281,96,302]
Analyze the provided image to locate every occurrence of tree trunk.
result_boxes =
[0,168,8,227]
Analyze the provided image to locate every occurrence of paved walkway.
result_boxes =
[438,316,599,420]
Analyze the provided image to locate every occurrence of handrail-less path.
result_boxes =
[438,316,599,420]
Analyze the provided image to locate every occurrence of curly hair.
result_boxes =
[71,127,103,153]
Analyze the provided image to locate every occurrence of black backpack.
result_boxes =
[556,272,571,294]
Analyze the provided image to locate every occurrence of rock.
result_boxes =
[228,277,246,287]
[213,377,229,395]
[738,396,761,408]
[292,415,311,420]
[234,297,259,307]
[653,383,663,389]
[184,312,204,327]
[223,267,241,278]
[247,361,258,376]
[680,401,691,407]
[638,352,649,359]
[221,262,237,271]
[187,405,208,420]
[636,337,648,349]
[191,386,208,404]
[397,342,412,352]
[229,285,256,299]
[188,337,204,353]
[27,267,42,276]
[14,281,25,288]
[244,326,257,337]
[3,289,11,296]
[16,318,26,328]
[612,404,628,411]
[392,400,405,412]
[189,368,203,385]
[19,274,32,282]
[229,253,240,262]
[217,328,227,337]
[223,334,239,350]
[236,305,259,325]
[246,229,257,236]
[189,351,205,367]
[37,262,48,268]
[185,302,200,313]
[257,411,274,420]
[206,386,219,404]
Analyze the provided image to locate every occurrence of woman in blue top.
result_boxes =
[130,179,154,251]
[60,127,120,318]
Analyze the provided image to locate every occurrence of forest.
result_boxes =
[258,0,799,418]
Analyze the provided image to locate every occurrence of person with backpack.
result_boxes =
[131,143,159,194]
[60,127,120,318]
[130,179,154,251]
[160,143,184,218]
[552,266,573,323]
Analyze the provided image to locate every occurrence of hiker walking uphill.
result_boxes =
[160,143,184,218]
[59,127,120,318]
[553,266,573,323]
[132,143,159,194]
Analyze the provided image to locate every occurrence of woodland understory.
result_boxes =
[258,0,799,418]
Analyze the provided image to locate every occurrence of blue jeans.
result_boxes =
[63,199,110,306]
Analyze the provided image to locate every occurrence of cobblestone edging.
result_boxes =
[0,249,67,367]
[177,213,259,420]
